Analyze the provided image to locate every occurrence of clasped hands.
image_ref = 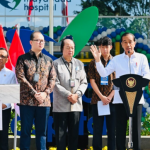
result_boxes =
[67,94,78,104]
[34,92,47,104]
[101,95,112,105]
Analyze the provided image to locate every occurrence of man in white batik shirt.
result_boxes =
[0,47,16,150]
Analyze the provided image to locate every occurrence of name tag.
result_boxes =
[33,73,39,82]
[69,79,75,87]
[101,76,108,85]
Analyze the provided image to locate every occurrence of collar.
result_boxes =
[29,49,43,58]
[62,56,73,63]
[123,51,136,58]
[101,54,112,62]
[0,66,6,72]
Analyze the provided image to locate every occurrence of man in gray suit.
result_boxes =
[53,38,88,150]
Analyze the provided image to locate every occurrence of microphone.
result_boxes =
[128,50,131,74]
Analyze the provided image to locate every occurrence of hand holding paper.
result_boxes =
[97,101,110,116]
[101,96,111,105]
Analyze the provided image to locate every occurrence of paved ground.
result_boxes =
[9,136,150,150]
[88,136,150,150]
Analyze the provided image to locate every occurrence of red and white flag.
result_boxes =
[9,30,25,68]
[61,0,69,26]
[27,0,33,21]
[0,25,13,70]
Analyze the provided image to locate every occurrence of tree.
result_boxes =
[74,0,150,38]
[74,0,150,16]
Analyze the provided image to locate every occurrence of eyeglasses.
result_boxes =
[0,55,8,59]
[32,39,45,44]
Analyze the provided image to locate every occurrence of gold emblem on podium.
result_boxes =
[126,77,136,88]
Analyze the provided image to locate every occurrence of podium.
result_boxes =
[113,74,149,150]
[0,84,20,150]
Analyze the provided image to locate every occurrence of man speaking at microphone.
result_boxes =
[90,33,150,150]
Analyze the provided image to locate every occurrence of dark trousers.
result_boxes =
[53,112,80,150]
[92,104,116,150]
[116,104,142,150]
[0,108,11,150]
[20,105,50,150]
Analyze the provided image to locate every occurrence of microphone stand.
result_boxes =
[128,51,134,150]
[129,51,131,74]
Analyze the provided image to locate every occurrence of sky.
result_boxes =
[0,0,82,27]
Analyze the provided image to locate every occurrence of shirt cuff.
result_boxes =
[2,103,11,110]
[76,90,82,98]
[30,89,37,96]
[96,60,103,67]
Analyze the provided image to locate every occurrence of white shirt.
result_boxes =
[96,51,150,104]
[0,67,16,110]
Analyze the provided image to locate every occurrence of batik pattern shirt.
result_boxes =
[15,50,56,107]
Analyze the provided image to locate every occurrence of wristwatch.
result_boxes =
[76,91,82,98]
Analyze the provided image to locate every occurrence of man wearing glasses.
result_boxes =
[53,38,87,150]
[15,32,56,150]
[0,47,16,150]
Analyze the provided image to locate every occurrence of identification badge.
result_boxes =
[69,79,75,87]
[33,73,39,82]
[101,76,108,85]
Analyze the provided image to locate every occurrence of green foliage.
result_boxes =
[9,110,35,135]
[9,112,150,136]
[141,113,150,135]
[126,114,150,136]
[75,0,150,38]
[126,120,129,135]
[76,0,150,16]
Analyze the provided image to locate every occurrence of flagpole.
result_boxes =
[65,0,67,27]
[49,0,53,55]
[13,24,20,150]
[14,106,17,150]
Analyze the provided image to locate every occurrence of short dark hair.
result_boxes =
[30,31,42,40]
[60,38,75,53]
[97,37,103,46]
[101,36,112,46]
[121,33,135,42]
[0,47,9,57]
